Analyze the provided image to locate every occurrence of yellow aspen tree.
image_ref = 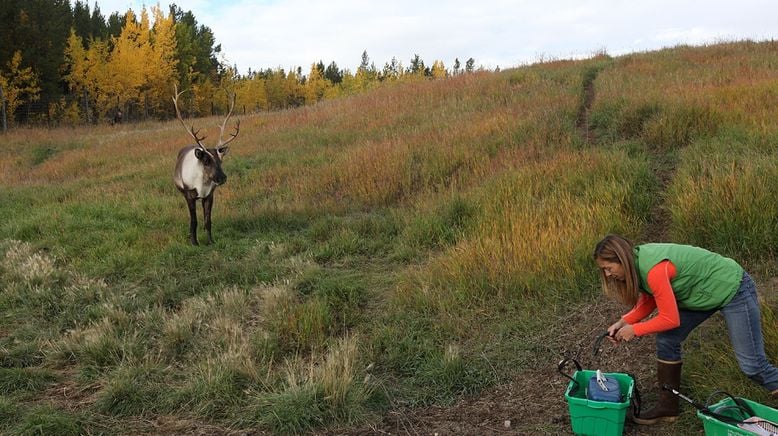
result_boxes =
[192,78,217,115]
[84,38,111,117]
[62,29,90,122]
[235,76,266,112]
[339,70,359,95]
[352,68,372,92]
[284,69,304,107]
[431,60,447,79]
[214,65,238,114]
[304,63,329,105]
[261,69,287,109]
[248,76,269,111]
[146,5,179,116]
[0,51,41,127]
[322,84,342,100]
[63,29,88,92]
[108,9,149,116]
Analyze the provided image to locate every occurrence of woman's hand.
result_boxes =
[606,319,626,344]
[607,319,625,334]
[614,324,636,342]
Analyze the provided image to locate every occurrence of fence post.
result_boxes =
[0,83,6,133]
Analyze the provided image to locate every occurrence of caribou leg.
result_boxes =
[185,193,199,245]
[203,192,214,245]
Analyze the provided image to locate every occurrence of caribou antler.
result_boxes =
[216,89,240,147]
[172,84,207,149]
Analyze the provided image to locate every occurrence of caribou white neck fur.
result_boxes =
[175,146,220,199]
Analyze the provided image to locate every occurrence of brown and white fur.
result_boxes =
[172,85,239,245]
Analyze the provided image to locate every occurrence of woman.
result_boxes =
[593,234,778,425]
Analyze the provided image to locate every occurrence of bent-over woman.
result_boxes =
[593,234,778,425]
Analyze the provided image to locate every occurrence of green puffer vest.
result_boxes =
[633,243,743,311]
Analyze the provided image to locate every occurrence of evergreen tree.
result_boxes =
[170,5,220,97]
[72,0,91,43]
[0,0,72,100]
[355,50,377,86]
[90,3,108,40]
[170,5,196,93]
[408,54,425,76]
[106,11,124,37]
[324,61,342,84]
[381,57,402,81]
[465,57,475,73]
[358,50,370,72]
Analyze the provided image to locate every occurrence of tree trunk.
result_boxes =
[0,84,6,133]
[84,89,90,124]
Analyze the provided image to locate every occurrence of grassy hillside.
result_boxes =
[0,41,776,435]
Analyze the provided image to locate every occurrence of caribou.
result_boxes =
[172,85,239,245]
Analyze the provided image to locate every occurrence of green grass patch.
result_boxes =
[249,384,326,434]
[94,363,170,417]
[0,368,58,394]
[12,405,86,436]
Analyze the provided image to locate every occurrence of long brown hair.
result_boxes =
[593,234,640,306]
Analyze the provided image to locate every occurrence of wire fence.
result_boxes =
[2,92,164,130]
[1,91,253,133]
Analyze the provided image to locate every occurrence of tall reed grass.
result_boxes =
[407,149,651,311]
[590,41,778,258]
[591,41,778,146]
[668,136,778,259]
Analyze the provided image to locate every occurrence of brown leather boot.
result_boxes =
[633,360,682,425]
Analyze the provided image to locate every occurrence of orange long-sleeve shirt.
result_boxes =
[621,260,681,336]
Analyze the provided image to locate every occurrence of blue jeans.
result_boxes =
[655,272,778,392]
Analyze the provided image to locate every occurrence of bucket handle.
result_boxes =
[558,358,582,395]
[626,372,642,418]
[663,385,749,426]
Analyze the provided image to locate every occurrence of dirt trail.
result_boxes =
[576,71,597,145]
[641,150,677,244]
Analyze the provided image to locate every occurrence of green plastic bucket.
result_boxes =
[696,397,778,436]
[564,370,635,436]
